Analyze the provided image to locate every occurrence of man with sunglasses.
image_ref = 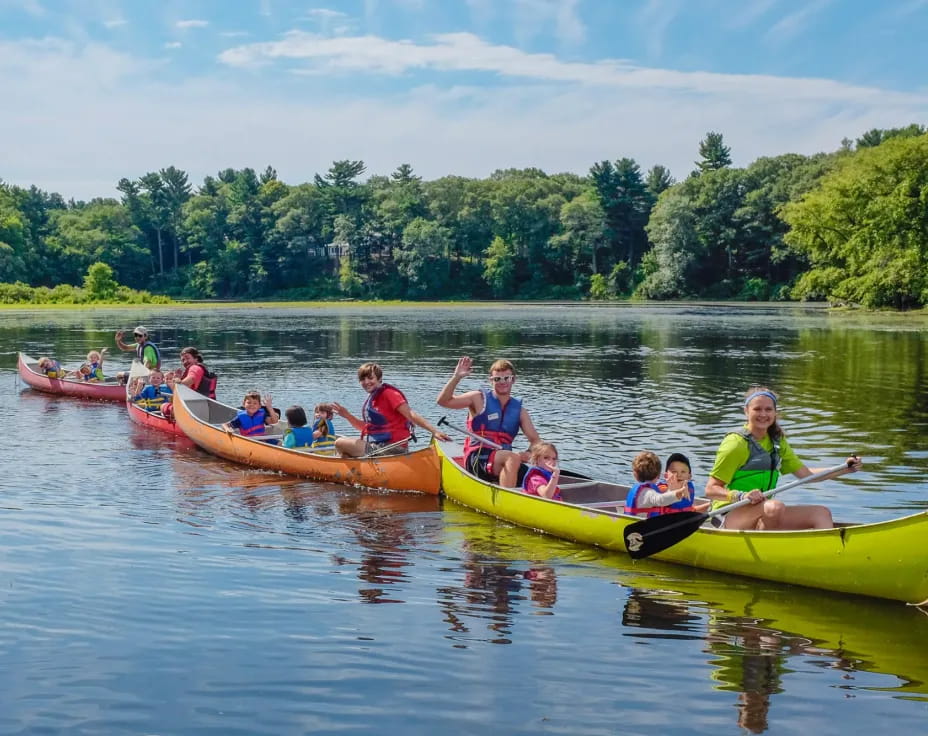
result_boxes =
[437,356,541,487]
[114,325,161,370]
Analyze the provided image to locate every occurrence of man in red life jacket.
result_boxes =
[332,362,450,457]
[436,356,541,487]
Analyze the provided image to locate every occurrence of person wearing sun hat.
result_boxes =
[114,325,161,369]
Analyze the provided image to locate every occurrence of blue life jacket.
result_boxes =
[311,418,336,452]
[284,426,315,448]
[464,389,523,455]
[235,407,268,436]
[362,383,412,444]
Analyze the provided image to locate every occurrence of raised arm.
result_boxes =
[114,331,134,352]
[331,402,364,433]
[436,356,482,411]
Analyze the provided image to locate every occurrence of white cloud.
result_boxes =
[165,41,182,49]
[512,0,586,46]
[176,19,209,30]
[305,8,346,20]
[217,31,926,108]
[103,18,127,29]
[1,35,926,200]
[765,0,833,43]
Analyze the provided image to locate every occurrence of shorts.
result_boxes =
[464,448,529,486]
[365,439,408,456]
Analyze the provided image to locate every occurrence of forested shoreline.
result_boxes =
[2,125,926,308]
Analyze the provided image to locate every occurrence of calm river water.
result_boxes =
[1,303,927,735]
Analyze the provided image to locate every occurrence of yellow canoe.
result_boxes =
[173,384,441,494]
[437,442,928,604]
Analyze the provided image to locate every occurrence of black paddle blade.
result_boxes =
[623,511,709,560]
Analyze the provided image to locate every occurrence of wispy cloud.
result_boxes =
[176,19,209,30]
[103,18,127,29]
[512,0,586,45]
[218,31,926,107]
[765,0,833,43]
[726,0,778,30]
[636,0,683,59]
[165,41,182,49]
[305,8,347,20]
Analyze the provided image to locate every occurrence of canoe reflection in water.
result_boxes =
[437,541,559,646]
[334,493,441,605]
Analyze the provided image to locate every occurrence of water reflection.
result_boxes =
[443,502,928,703]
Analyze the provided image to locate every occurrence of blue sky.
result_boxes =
[1,0,926,198]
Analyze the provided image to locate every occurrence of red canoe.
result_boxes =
[18,352,125,402]
[124,360,186,436]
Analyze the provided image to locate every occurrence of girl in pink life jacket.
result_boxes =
[521,442,562,500]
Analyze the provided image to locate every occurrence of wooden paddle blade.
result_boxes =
[623,511,708,560]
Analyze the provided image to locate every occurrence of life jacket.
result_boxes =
[284,426,315,448]
[137,340,161,370]
[311,418,336,453]
[624,480,696,517]
[463,389,523,455]
[85,361,104,381]
[43,360,63,378]
[521,466,562,501]
[711,430,784,511]
[182,362,218,399]
[236,407,268,437]
[362,383,412,444]
[134,385,169,411]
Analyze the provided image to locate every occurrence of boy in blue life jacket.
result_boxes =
[224,391,278,437]
[130,369,173,413]
[310,403,337,454]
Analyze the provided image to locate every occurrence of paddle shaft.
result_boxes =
[703,461,852,519]
[436,416,504,450]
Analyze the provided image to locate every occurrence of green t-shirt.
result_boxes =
[141,344,159,369]
[709,428,803,485]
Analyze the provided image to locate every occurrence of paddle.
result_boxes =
[436,416,591,481]
[623,460,855,560]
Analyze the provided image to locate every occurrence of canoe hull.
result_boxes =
[173,384,441,494]
[18,352,124,402]
[437,442,928,604]
[126,398,186,436]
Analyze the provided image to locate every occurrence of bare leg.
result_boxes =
[758,503,833,530]
[492,450,523,487]
[335,436,366,458]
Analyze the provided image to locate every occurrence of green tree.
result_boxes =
[782,134,928,308]
[645,165,675,198]
[696,131,732,173]
[483,235,517,297]
[395,217,452,297]
[83,261,118,300]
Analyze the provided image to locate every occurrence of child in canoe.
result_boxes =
[520,441,562,500]
[223,391,278,437]
[37,356,64,378]
[282,406,314,448]
[310,403,337,454]
[625,451,705,517]
[129,369,173,413]
[75,348,108,381]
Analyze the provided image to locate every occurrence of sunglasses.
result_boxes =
[133,333,144,338]
[490,375,515,383]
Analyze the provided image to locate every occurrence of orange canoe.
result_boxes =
[18,352,125,402]
[172,383,441,494]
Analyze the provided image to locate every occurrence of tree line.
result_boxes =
[1,124,926,308]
